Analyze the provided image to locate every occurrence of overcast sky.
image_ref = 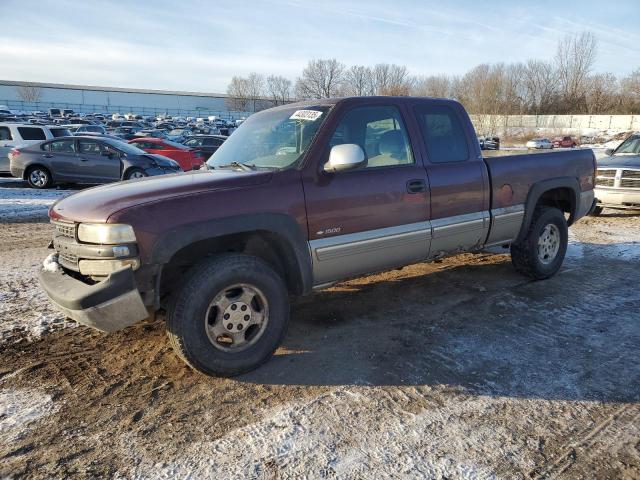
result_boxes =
[1,0,638,93]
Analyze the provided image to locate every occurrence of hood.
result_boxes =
[146,154,179,168]
[597,155,640,169]
[50,169,273,223]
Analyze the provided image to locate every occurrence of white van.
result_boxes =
[0,123,71,173]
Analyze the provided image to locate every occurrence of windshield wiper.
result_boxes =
[218,161,256,171]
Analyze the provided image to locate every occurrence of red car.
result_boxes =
[553,136,577,148]
[129,137,206,171]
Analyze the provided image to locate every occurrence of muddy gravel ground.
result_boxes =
[0,192,639,478]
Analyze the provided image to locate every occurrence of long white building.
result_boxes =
[0,80,252,119]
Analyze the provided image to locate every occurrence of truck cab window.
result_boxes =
[414,105,469,163]
[329,105,413,168]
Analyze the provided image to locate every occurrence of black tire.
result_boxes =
[26,166,52,189]
[589,206,604,216]
[123,168,148,180]
[511,206,568,280]
[166,254,290,377]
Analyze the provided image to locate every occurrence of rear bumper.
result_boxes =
[38,264,150,332]
[595,188,640,208]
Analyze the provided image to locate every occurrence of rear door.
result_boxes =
[303,102,430,286]
[411,101,490,257]
[45,139,80,180]
[77,139,121,182]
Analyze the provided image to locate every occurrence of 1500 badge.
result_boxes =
[316,227,342,236]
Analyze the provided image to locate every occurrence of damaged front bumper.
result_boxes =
[38,261,150,333]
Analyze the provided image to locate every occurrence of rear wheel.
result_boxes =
[166,254,290,377]
[26,166,52,189]
[511,206,568,280]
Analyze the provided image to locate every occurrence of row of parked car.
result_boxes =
[0,110,232,187]
[526,136,578,149]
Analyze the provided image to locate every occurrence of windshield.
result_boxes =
[206,105,330,170]
[615,135,640,155]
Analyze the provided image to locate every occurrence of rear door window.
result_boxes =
[49,140,76,153]
[17,127,46,141]
[78,140,103,155]
[414,104,469,163]
[0,126,12,141]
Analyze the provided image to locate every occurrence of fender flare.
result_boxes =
[515,177,579,244]
[149,213,313,295]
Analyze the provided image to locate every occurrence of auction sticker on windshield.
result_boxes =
[290,110,323,121]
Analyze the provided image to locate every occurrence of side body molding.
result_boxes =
[149,213,313,295]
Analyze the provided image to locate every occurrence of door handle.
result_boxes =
[406,179,427,194]
[80,157,89,162]
[43,154,53,158]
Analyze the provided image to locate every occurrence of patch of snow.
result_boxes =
[0,184,72,222]
[42,253,59,272]
[0,388,59,444]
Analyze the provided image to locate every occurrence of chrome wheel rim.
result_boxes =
[538,224,560,265]
[30,169,47,187]
[129,171,145,179]
[204,283,269,352]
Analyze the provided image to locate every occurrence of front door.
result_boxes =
[77,139,121,182]
[302,104,430,286]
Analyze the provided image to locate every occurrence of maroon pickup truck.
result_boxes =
[39,97,596,376]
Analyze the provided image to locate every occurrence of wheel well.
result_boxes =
[122,166,141,179]
[536,187,576,224]
[160,230,304,300]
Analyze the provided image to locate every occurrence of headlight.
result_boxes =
[77,223,136,244]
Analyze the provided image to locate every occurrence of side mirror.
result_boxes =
[323,144,366,173]
[604,148,614,156]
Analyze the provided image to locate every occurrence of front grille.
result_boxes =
[595,169,616,187]
[623,169,640,179]
[620,178,640,189]
[58,252,79,270]
[52,221,76,239]
[596,177,615,187]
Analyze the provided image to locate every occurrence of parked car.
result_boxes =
[0,123,71,173]
[553,136,577,148]
[165,128,193,143]
[526,138,554,149]
[478,136,500,150]
[9,136,181,188]
[48,108,62,117]
[62,109,75,117]
[182,134,227,157]
[39,97,596,377]
[71,125,107,135]
[591,134,640,215]
[111,127,141,140]
[128,137,206,171]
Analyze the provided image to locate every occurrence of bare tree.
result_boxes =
[555,31,597,112]
[412,75,452,97]
[342,65,373,96]
[295,59,345,99]
[586,73,619,114]
[266,75,292,106]
[246,72,265,111]
[370,64,412,95]
[16,84,42,102]
[226,76,250,111]
[620,68,640,113]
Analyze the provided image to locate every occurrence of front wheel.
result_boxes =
[124,168,148,180]
[166,254,290,377]
[511,206,568,280]
[589,206,604,216]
